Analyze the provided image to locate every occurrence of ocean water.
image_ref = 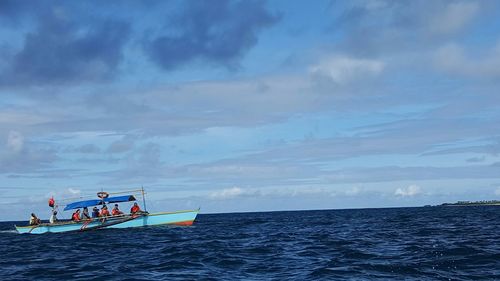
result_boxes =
[1,207,499,280]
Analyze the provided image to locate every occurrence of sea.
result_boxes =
[0,206,499,280]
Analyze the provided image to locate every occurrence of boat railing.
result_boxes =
[20,213,144,228]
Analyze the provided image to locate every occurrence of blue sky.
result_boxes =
[1,0,500,220]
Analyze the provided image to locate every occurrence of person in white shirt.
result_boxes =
[29,213,41,225]
[49,210,58,224]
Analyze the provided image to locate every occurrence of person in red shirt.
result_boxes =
[130,202,141,214]
[100,205,111,217]
[71,209,81,222]
[111,204,123,216]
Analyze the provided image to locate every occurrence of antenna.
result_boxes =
[141,186,147,212]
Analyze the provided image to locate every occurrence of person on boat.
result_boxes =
[130,202,141,214]
[82,207,91,220]
[112,204,124,216]
[100,205,111,217]
[71,209,81,222]
[29,213,41,225]
[49,210,58,224]
[92,206,100,218]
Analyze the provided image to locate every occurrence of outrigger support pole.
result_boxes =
[141,186,147,212]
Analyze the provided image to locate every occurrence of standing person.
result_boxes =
[112,204,123,216]
[71,209,81,222]
[49,210,58,224]
[82,207,91,220]
[92,206,100,218]
[29,213,41,225]
[130,202,141,214]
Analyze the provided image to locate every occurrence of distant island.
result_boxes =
[439,200,500,206]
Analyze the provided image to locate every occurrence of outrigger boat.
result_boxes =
[15,188,199,234]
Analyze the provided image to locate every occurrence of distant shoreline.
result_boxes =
[438,200,500,207]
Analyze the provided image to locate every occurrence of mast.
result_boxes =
[141,186,147,212]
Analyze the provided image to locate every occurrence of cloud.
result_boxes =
[0,130,58,174]
[328,0,487,58]
[309,55,384,84]
[7,131,23,153]
[395,184,421,197]
[144,0,279,70]
[433,42,500,78]
[107,137,135,154]
[428,2,479,35]
[68,188,81,195]
[209,187,244,199]
[0,2,131,87]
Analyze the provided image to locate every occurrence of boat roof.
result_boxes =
[64,195,136,211]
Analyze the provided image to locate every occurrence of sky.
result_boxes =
[1,0,500,220]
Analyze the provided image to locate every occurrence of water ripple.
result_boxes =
[1,207,499,280]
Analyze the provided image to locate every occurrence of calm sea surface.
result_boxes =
[1,207,499,280]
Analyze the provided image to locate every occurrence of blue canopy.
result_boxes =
[64,195,136,211]
[64,199,103,211]
[106,195,136,204]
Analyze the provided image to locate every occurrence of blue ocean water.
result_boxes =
[1,207,499,280]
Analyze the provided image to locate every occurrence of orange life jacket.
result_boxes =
[131,205,140,214]
[72,212,80,221]
[100,209,110,217]
[112,209,122,216]
[48,197,55,207]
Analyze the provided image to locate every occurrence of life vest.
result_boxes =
[72,212,80,221]
[131,205,140,214]
[48,197,55,207]
[100,209,110,217]
[112,209,121,216]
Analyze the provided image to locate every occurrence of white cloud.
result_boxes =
[7,131,24,153]
[209,187,244,199]
[429,2,480,35]
[344,186,361,196]
[434,42,500,78]
[495,187,500,196]
[309,56,384,84]
[68,188,81,195]
[395,184,421,197]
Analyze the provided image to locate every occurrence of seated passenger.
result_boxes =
[92,206,100,218]
[100,205,111,217]
[82,207,91,220]
[49,210,58,224]
[130,202,141,214]
[111,204,124,216]
[71,209,81,222]
[29,213,41,225]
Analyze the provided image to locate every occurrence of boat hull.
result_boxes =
[15,209,199,234]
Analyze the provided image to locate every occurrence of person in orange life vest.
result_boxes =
[100,205,111,217]
[130,202,141,214]
[71,209,81,222]
[111,204,123,216]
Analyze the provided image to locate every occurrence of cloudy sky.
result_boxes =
[1,0,500,220]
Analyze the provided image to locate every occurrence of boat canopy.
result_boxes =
[64,195,136,211]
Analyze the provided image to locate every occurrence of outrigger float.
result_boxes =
[15,188,199,234]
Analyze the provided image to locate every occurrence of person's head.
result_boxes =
[83,207,88,211]
[93,206,98,210]
[76,209,80,213]
[31,213,36,217]
[102,205,107,210]
[53,211,58,215]
[134,202,138,206]
[114,204,119,208]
